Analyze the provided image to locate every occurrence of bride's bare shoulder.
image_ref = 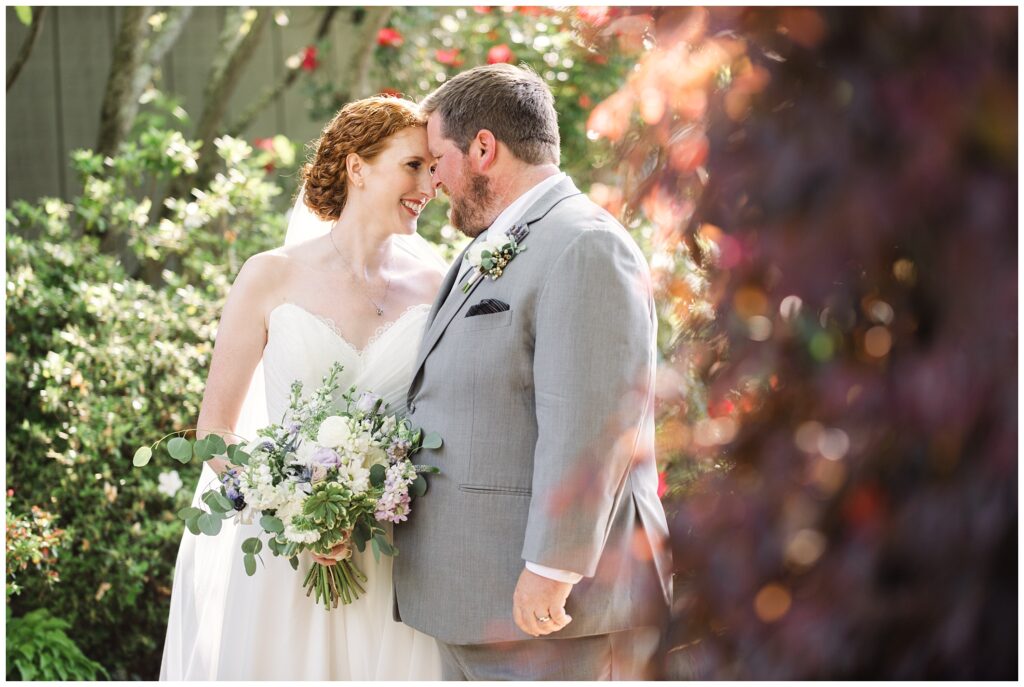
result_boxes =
[395,250,446,297]
[228,248,297,306]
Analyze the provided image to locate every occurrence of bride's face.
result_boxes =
[356,127,437,235]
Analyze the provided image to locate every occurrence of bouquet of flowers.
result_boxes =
[134,362,441,608]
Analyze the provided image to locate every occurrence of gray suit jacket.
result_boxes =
[393,178,672,645]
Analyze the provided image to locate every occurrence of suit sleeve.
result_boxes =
[521,227,656,577]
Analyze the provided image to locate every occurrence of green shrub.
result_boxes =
[5,126,284,679]
[6,608,109,681]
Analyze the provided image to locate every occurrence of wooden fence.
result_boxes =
[6,6,384,205]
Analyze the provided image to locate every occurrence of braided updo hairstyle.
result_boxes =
[300,96,426,221]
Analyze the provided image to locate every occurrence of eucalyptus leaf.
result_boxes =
[167,436,192,463]
[15,6,31,25]
[243,553,256,576]
[370,536,381,563]
[289,556,299,570]
[369,462,386,488]
[260,514,284,533]
[412,474,427,498]
[228,444,250,466]
[201,490,232,514]
[241,537,262,555]
[192,437,212,460]
[421,432,443,450]
[197,512,222,536]
[205,433,227,455]
[132,446,152,467]
[185,516,201,536]
[176,506,202,521]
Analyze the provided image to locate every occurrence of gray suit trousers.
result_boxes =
[437,627,661,681]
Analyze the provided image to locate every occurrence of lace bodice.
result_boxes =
[261,302,430,423]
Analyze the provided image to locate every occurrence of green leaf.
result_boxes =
[206,433,227,455]
[374,533,394,556]
[369,462,386,488]
[411,474,427,498]
[482,258,494,270]
[421,432,443,450]
[227,444,250,465]
[197,512,222,536]
[192,437,212,460]
[185,516,201,535]
[177,506,202,521]
[480,249,492,259]
[289,556,299,570]
[260,514,284,533]
[15,7,32,26]
[370,536,381,563]
[167,436,192,463]
[241,537,262,555]
[202,490,233,513]
[132,446,152,467]
[243,553,256,576]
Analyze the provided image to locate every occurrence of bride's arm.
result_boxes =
[197,253,280,475]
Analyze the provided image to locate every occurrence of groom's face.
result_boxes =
[427,114,495,238]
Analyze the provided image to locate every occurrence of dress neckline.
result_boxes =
[269,301,430,356]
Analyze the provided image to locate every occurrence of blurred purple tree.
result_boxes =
[586,6,1016,679]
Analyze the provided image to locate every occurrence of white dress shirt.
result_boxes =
[454,172,583,585]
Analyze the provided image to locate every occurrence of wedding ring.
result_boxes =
[535,614,551,623]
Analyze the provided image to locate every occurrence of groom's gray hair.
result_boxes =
[420,63,560,166]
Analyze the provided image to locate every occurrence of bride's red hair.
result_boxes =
[300,96,425,221]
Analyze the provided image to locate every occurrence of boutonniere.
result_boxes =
[461,223,529,293]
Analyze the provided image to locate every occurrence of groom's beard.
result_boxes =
[448,171,495,238]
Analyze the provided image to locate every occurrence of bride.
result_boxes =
[160,96,445,680]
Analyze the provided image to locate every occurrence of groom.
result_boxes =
[394,64,672,680]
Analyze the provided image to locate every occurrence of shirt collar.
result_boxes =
[483,172,567,243]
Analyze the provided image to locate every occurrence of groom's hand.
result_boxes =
[512,567,574,637]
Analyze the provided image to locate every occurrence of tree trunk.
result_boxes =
[95,7,151,159]
[6,6,47,92]
[190,7,273,185]
[225,7,341,137]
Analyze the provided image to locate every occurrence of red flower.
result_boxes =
[578,94,592,108]
[435,48,464,67]
[300,45,319,72]
[515,6,553,17]
[472,5,492,13]
[657,471,668,498]
[577,6,611,27]
[486,44,514,64]
[377,27,404,47]
[253,137,276,173]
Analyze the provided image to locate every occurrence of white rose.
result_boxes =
[317,416,351,448]
[467,238,500,267]
[365,446,388,468]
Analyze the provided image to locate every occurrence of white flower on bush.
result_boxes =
[317,416,352,448]
[157,470,183,498]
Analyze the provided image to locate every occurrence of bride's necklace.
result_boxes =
[328,229,392,317]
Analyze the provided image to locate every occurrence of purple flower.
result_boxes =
[311,447,342,468]
[355,392,381,414]
[287,421,302,435]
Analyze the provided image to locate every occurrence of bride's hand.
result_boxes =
[311,540,352,567]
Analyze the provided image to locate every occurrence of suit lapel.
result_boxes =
[410,177,584,384]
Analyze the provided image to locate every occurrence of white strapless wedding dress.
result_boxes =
[160,301,441,680]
